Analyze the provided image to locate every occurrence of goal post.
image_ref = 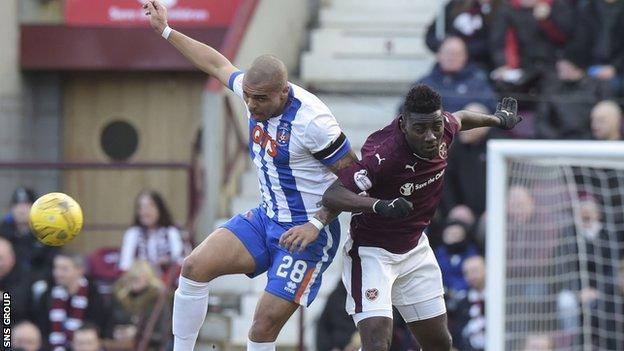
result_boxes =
[486,140,624,351]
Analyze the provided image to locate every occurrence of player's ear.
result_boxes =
[281,84,289,96]
[399,114,407,133]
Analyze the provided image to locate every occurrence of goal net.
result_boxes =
[486,141,624,351]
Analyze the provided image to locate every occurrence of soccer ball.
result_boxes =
[29,192,84,246]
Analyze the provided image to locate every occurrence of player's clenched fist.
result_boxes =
[143,1,169,34]
[495,97,522,130]
[373,198,413,218]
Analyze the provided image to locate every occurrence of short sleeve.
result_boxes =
[336,154,381,193]
[304,114,352,166]
[228,71,244,99]
[445,112,461,136]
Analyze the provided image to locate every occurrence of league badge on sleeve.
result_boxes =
[354,169,373,191]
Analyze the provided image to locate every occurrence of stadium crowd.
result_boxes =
[0,187,187,351]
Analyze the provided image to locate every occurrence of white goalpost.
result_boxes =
[486,140,624,351]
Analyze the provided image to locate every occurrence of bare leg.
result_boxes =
[248,292,300,342]
[181,227,256,281]
[406,314,452,351]
[357,316,393,351]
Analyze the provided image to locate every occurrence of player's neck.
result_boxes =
[404,136,433,160]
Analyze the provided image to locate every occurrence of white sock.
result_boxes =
[247,339,276,351]
[172,275,210,351]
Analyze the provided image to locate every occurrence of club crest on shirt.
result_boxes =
[365,288,379,301]
[276,123,291,146]
[400,183,414,196]
[439,142,448,159]
[354,169,372,191]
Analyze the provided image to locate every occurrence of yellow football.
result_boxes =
[29,192,84,246]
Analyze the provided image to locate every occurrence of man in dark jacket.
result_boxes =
[536,58,612,139]
[0,187,57,279]
[418,36,497,113]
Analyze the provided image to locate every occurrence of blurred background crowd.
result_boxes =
[2,0,624,350]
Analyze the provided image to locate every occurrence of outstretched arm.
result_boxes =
[144,1,238,87]
[322,180,376,213]
[279,151,358,253]
[322,180,412,216]
[454,97,522,131]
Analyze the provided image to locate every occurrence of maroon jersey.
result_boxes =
[337,112,461,254]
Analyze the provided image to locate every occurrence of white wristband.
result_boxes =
[309,218,324,231]
[161,26,173,40]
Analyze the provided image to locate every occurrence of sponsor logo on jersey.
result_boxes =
[405,162,418,172]
[400,183,414,196]
[251,125,278,157]
[400,169,446,194]
[375,153,386,165]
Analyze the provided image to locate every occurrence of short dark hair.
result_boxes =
[403,85,442,115]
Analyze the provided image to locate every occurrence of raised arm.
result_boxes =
[454,97,522,131]
[144,1,238,87]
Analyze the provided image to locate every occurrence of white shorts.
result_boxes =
[342,234,446,324]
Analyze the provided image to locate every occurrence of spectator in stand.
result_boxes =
[111,260,171,350]
[489,0,575,91]
[12,321,45,351]
[591,100,622,141]
[32,252,111,351]
[426,0,501,69]
[0,187,57,279]
[0,238,33,324]
[568,0,624,93]
[536,58,612,139]
[70,323,104,351]
[316,281,357,351]
[436,220,479,296]
[119,191,184,277]
[450,255,486,351]
[442,103,493,219]
[568,194,618,349]
[417,36,497,113]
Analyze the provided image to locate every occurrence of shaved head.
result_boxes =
[242,55,290,121]
[246,54,288,91]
